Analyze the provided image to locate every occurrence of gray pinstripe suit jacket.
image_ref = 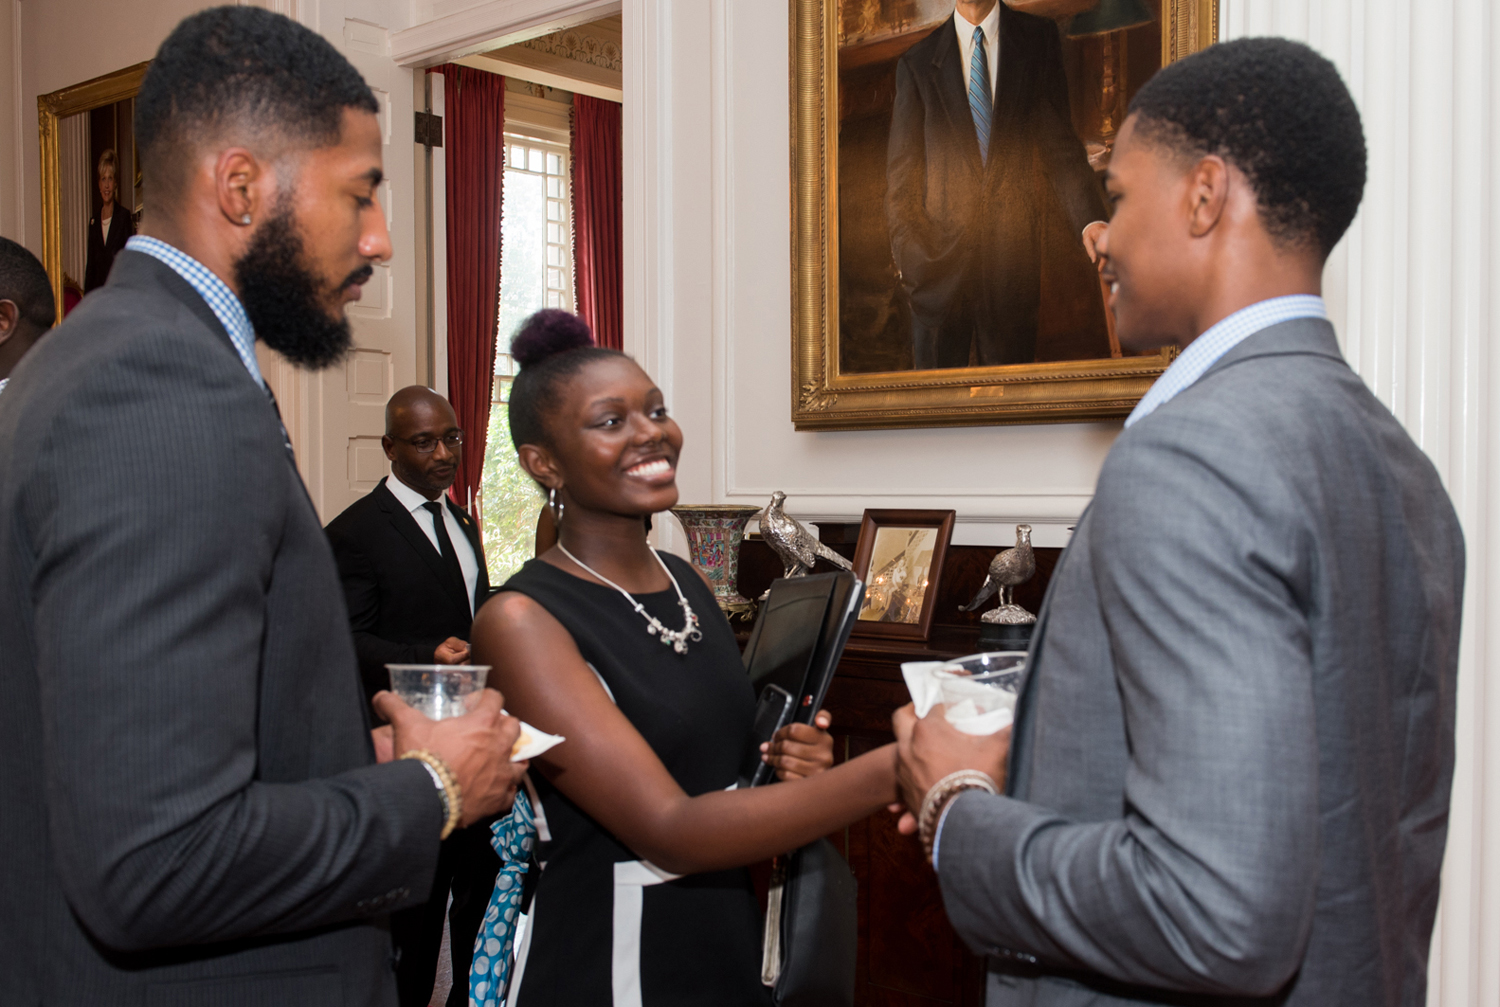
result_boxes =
[0,252,442,1006]
[935,318,1464,1006]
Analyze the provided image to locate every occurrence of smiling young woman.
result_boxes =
[469,310,899,1006]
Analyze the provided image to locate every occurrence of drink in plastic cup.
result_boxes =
[386,664,490,721]
[935,652,1027,734]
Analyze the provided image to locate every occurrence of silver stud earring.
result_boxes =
[241,214,252,225]
[548,487,565,527]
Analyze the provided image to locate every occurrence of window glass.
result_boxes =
[482,132,574,586]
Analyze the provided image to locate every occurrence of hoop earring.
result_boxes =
[549,486,565,527]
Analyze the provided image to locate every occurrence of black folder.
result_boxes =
[740,572,865,786]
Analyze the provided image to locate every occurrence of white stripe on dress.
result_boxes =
[610,860,683,1007]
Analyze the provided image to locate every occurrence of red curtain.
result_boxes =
[437,64,505,515]
[571,94,623,351]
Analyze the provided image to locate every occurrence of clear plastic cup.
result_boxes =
[386,664,490,721]
[935,652,1027,731]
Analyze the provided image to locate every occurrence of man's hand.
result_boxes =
[891,703,1011,835]
[434,636,471,665]
[372,687,526,826]
[1082,220,1109,264]
[371,725,394,764]
[762,710,835,780]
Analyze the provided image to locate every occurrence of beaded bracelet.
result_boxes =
[402,750,463,840]
[918,770,999,865]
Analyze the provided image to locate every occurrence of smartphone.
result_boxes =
[738,683,796,788]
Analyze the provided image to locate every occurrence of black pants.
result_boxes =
[909,272,1040,370]
[392,819,502,1007]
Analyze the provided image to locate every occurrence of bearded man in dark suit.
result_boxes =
[326,385,496,1007]
[0,9,525,1005]
[887,0,1108,369]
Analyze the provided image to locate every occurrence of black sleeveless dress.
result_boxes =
[502,553,772,1007]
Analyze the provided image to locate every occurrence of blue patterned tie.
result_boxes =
[968,25,992,166]
[468,789,537,1007]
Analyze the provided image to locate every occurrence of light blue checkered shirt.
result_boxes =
[124,236,264,387]
[1124,295,1328,428]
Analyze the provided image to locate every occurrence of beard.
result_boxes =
[233,201,372,371]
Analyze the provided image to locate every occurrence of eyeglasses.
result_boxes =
[393,431,464,454]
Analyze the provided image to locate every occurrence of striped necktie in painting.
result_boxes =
[968,25,992,166]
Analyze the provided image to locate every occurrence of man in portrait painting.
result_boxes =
[886,0,1107,369]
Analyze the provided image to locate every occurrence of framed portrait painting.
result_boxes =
[37,62,150,321]
[791,0,1219,429]
[851,508,955,641]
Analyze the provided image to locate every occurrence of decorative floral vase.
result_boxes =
[669,505,762,620]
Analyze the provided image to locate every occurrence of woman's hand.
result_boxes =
[762,710,835,781]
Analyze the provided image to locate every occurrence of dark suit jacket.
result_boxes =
[886,8,1105,326]
[0,251,442,1006]
[84,203,134,292]
[936,319,1464,1006]
[325,477,490,706]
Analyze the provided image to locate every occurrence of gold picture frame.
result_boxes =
[37,62,151,319]
[790,0,1218,431]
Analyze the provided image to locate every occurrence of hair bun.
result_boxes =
[511,309,595,368]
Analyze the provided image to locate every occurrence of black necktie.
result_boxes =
[423,501,468,603]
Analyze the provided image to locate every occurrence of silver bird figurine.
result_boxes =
[759,491,853,592]
[960,524,1036,621]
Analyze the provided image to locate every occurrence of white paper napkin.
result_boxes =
[510,720,565,762]
[900,661,1014,736]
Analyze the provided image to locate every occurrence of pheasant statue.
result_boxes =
[758,491,853,597]
[960,524,1037,626]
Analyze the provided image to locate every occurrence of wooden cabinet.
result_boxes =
[737,526,1059,1007]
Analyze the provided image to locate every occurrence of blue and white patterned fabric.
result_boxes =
[1124,295,1328,428]
[967,26,992,166]
[124,236,264,387]
[469,789,537,1007]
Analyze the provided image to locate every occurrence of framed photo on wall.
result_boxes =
[851,508,956,641]
[790,0,1219,430]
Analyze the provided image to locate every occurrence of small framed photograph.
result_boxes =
[851,509,956,642]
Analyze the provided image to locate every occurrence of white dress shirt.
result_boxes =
[954,4,1001,102]
[385,474,481,616]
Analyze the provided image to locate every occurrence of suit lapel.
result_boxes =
[374,479,473,617]
[106,209,130,250]
[1007,502,1092,797]
[930,24,985,179]
[990,3,1031,166]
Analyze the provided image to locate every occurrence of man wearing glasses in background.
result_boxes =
[326,384,493,1007]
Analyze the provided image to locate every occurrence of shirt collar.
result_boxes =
[1124,295,1329,428]
[124,236,263,387]
[954,3,1000,44]
[385,473,446,515]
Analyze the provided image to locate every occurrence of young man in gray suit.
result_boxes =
[894,39,1464,1006]
[0,9,527,1005]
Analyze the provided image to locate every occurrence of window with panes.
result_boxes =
[481,131,574,584]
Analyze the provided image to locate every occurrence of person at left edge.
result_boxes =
[326,385,494,1007]
[0,236,56,396]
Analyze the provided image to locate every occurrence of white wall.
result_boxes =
[0,1,21,242]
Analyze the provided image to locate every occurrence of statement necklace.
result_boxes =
[557,543,703,654]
